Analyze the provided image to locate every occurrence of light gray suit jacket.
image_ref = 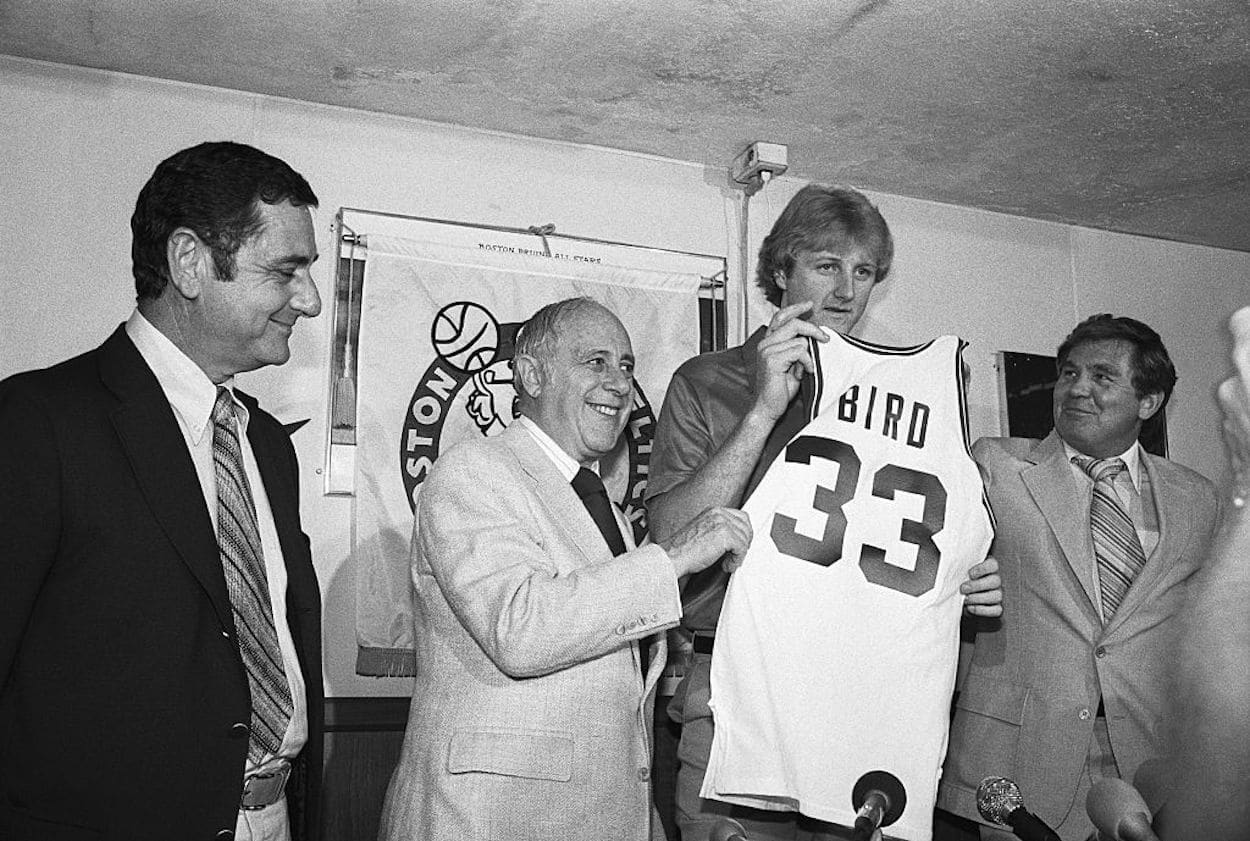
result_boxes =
[378,422,681,841]
[938,432,1219,829]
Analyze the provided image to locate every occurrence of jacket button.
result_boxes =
[1078,707,1092,720]
[216,830,235,840]
[1095,646,1107,658]
[637,767,651,781]
[229,722,249,739]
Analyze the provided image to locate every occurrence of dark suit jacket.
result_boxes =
[0,326,323,841]
[938,432,1219,831]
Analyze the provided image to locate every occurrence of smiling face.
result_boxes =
[520,303,635,466]
[190,199,322,381]
[777,233,881,335]
[1053,338,1163,458]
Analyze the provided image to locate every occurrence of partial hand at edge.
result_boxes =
[960,555,1002,618]
[1219,306,1250,499]
[658,506,752,579]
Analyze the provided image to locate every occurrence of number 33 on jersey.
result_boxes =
[702,331,994,841]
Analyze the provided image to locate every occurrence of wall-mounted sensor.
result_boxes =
[730,142,789,195]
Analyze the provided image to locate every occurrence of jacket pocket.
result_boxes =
[447,727,574,782]
[955,674,1029,725]
[944,675,1030,803]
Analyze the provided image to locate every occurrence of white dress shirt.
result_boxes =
[126,311,306,841]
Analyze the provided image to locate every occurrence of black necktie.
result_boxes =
[571,469,650,672]
[571,467,627,557]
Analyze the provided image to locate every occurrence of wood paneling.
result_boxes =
[322,697,408,841]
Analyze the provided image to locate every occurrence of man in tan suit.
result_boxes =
[378,297,751,841]
[939,314,1220,840]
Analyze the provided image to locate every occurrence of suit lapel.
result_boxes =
[501,422,652,680]
[238,390,317,609]
[1021,432,1100,611]
[501,422,618,566]
[99,327,235,632]
[238,392,300,564]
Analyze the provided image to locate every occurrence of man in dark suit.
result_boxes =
[939,314,1220,841]
[0,141,324,841]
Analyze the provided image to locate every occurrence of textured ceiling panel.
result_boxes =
[2,0,1247,251]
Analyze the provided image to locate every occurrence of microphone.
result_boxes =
[1130,759,1172,815]
[709,817,750,841]
[851,770,907,841]
[976,776,1061,841]
[1086,778,1160,841]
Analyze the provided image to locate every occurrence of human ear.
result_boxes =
[166,228,206,301]
[513,353,544,399]
[1138,391,1164,421]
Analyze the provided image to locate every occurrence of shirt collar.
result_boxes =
[1063,437,1143,490]
[740,325,768,388]
[125,309,244,444]
[515,415,595,482]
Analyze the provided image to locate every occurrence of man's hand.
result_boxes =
[658,506,752,579]
[750,302,829,424]
[1219,306,1250,500]
[960,556,1002,617]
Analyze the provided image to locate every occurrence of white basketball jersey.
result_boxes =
[701,331,993,841]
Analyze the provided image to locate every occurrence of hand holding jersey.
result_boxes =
[701,331,994,841]
[648,185,1001,841]
[662,506,753,578]
[751,301,830,421]
[756,303,1002,618]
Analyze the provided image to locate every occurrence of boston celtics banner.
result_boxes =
[354,235,705,675]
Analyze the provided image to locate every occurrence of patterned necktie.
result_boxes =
[571,467,627,557]
[212,387,292,762]
[1074,456,1146,621]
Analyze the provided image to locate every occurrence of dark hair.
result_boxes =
[1056,314,1177,409]
[755,183,894,306]
[130,141,318,299]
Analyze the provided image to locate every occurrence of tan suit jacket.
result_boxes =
[938,432,1219,829]
[378,421,681,841]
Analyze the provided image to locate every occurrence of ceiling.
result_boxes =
[3,0,1248,253]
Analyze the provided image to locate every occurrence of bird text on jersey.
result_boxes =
[836,384,930,449]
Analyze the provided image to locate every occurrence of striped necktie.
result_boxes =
[1074,455,1146,621]
[213,387,293,762]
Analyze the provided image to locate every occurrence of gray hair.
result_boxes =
[514,297,602,365]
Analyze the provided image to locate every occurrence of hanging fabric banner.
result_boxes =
[354,235,705,676]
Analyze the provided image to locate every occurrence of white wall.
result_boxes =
[3,56,1246,698]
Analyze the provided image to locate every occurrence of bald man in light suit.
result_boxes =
[378,297,751,841]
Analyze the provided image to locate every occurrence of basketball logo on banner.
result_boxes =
[431,301,500,372]
[400,301,656,541]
